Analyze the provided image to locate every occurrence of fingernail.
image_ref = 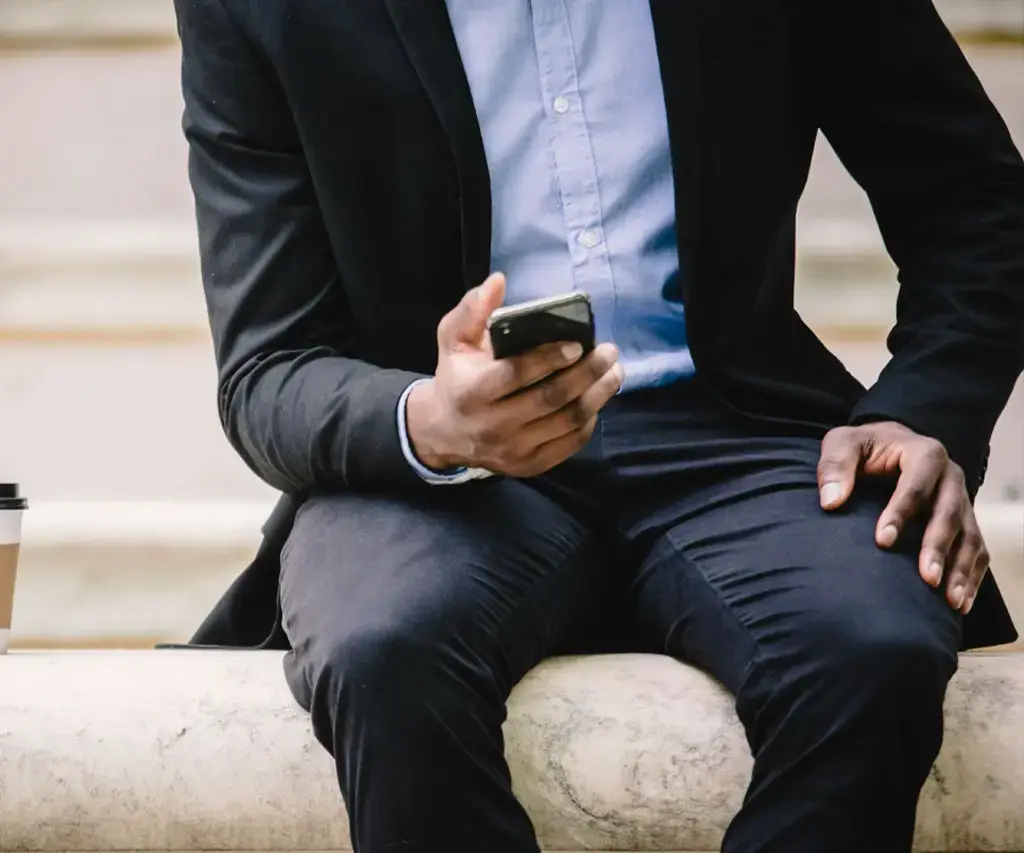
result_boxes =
[926,561,944,586]
[963,594,976,615]
[877,524,899,548]
[561,342,584,362]
[820,482,843,507]
[950,583,966,610]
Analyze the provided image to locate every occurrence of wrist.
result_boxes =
[406,379,461,471]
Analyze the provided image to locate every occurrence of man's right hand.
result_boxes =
[406,273,623,478]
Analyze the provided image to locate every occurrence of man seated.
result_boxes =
[174,1,1024,850]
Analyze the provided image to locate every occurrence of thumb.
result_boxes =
[817,427,865,510]
[438,272,506,352]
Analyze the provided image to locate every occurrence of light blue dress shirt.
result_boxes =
[398,0,694,482]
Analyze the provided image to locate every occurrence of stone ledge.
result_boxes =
[1,651,1023,852]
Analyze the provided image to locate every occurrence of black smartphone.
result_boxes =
[487,292,595,359]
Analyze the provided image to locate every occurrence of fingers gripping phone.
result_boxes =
[487,292,595,359]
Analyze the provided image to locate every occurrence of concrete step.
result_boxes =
[11,501,267,648]
[0,216,902,338]
[3,0,1018,42]
[0,220,204,335]
[8,500,1024,650]
[5,334,1022,505]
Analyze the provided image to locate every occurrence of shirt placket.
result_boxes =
[531,2,615,308]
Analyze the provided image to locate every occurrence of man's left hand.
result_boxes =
[817,421,989,615]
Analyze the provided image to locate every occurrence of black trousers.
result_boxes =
[279,380,961,853]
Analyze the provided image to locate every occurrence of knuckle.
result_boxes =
[899,485,930,509]
[470,421,501,450]
[565,400,590,430]
[936,502,962,525]
[923,530,951,552]
[501,357,527,387]
[907,480,936,504]
[494,441,524,468]
[977,547,991,568]
[604,363,624,392]
[885,510,907,529]
[590,353,614,380]
[824,424,855,442]
[953,549,976,572]
[961,529,985,551]
[523,349,554,377]
[919,439,949,466]
[821,426,856,452]
[948,563,970,579]
[497,354,531,388]
[493,442,517,468]
[817,449,856,474]
[816,458,841,478]
[541,378,571,410]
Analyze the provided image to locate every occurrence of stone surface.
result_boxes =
[0,652,1023,851]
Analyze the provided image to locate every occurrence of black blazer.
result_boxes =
[174,0,1024,651]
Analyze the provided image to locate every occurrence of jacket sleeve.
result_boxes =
[816,0,1024,490]
[175,0,429,494]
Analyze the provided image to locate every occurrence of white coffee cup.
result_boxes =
[0,484,27,654]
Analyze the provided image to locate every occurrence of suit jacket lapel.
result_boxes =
[383,0,492,289]
[649,0,702,304]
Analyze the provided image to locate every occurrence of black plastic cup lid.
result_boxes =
[0,484,28,510]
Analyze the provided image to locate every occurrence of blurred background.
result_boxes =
[0,0,1021,650]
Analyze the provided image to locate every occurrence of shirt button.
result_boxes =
[552,95,570,115]
[577,229,600,249]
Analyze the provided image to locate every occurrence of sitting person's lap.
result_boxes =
[280,382,962,712]
[277,381,964,850]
